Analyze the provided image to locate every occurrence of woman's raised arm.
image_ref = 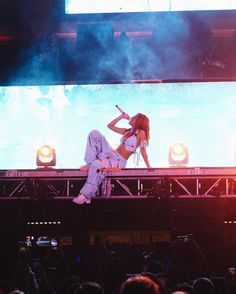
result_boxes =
[107,113,130,134]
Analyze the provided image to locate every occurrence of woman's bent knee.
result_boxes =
[90,159,103,169]
[88,130,102,138]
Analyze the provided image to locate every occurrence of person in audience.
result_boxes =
[73,111,151,204]
[211,277,228,294]
[0,281,10,294]
[141,273,168,294]
[192,277,214,294]
[171,282,196,294]
[75,281,104,294]
[171,292,192,294]
[59,276,82,294]
[119,275,160,294]
[166,235,209,287]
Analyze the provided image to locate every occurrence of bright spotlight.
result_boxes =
[36,145,56,168]
[168,142,189,166]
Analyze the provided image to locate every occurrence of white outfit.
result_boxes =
[80,130,127,199]
[121,130,148,152]
[120,131,138,152]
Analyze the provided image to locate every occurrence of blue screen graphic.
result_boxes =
[1,81,236,169]
[65,0,236,14]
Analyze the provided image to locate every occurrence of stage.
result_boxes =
[1,167,236,272]
[1,166,236,199]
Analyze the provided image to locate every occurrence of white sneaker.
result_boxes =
[73,194,91,205]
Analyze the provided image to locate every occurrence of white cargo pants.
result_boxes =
[80,130,127,199]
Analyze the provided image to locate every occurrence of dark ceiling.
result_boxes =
[1,1,236,85]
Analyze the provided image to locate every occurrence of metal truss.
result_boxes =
[102,175,236,198]
[1,167,236,199]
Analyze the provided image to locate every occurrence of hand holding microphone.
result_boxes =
[115,105,130,120]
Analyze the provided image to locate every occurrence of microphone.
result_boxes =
[115,105,125,114]
[116,105,130,120]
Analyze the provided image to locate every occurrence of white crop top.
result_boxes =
[121,131,148,152]
[121,133,137,152]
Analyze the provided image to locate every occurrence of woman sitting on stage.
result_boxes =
[73,112,151,205]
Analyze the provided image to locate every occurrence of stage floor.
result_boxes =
[1,167,236,199]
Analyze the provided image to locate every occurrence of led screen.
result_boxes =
[0,81,236,169]
[65,0,236,14]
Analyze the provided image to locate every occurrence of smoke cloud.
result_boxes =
[6,3,213,85]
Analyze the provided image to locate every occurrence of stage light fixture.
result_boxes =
[36,145,56,168]
[168,142,189,166]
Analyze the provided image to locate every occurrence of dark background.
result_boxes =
[1,1,236,85]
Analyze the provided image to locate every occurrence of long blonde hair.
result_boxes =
[133,113,150,143]
[124,113,150,144]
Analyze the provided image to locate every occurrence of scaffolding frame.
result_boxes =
[0,167,236,199]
